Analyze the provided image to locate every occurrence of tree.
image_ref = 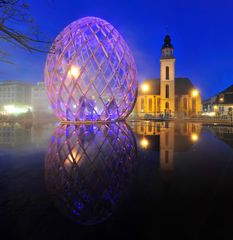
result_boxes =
[0,0,51,62]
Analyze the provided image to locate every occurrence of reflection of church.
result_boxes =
[130,121,202,172]
[134,35,202,117]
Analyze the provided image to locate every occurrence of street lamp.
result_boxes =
[191,89,199,97]
[141,83,149,92]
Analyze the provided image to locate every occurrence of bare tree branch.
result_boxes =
[0,0,52,62]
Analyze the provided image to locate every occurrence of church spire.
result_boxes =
[161,35,174,58]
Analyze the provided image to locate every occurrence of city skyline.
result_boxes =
[0,0,233,100]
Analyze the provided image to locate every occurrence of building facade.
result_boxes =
[0,81,32,114]
[31,82,50,113]
[203,84,233,117]
[134,35,202,118]
[0,81,52,117]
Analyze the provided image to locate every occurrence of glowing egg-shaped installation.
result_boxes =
[45,123,137,225]
[44,17,137,122]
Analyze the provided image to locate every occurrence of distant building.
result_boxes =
[31,82,50,113]
[134,35,202,118]
[202,96,217,113]
[0,81,32,114]
[203,84,233,116]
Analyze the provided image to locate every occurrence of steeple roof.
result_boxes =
[162,35,174,49]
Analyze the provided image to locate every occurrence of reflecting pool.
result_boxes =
[0,121,232,239]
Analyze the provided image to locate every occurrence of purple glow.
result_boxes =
[44,123,137,225]
[44,16,137,122]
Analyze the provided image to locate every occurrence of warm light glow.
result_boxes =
[64,149,82,172]
[191,133,199,142]
[44,17,137,122]
[141,83,149,92]
[3,105,32,115]
[219,97,224,102]
[140,138,149,148]
[213,105,218,110]
[191,89,199,97]
[70,65,80,79]
[201,112,216,117]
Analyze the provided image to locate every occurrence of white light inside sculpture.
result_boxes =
[70,65,80,79]
[44,16,137,122]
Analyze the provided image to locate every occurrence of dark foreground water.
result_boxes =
[0,121,232,240]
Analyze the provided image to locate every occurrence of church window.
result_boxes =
[165,85,169,98]
[183,98,187,110]
[148,98,152,112]
[141,98,145,111]
[166,66,169,80]
[192,98,196,113]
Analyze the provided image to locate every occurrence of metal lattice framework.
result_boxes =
[45,123,137,225]
[44,17,137,122]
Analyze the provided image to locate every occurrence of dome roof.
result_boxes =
[162,34,174,49]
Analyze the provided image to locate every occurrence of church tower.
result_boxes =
[160,35,176,116]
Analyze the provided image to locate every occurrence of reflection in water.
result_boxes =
[0,122,53,150]
[130,121,202,172]
[45,122,137,225]
[208,125,233,148]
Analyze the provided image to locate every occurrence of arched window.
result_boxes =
[166,66,169,80]
[165,102,169,109]
[165,85,169,98]
[192,98,196,113]
[148,98,152,112]
[183,98,187,110]
[141,98,144,111]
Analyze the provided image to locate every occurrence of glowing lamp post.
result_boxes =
[191,89,199,98]
[44,17,137,122]
[141,83,149,93]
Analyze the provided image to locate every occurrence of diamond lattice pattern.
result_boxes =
[45,17,137,121]
[45,123,137,225]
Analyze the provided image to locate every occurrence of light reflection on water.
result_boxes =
[0,120,233,238]
[44,123,137,225]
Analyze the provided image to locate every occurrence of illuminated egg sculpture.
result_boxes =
[44,17,137,122]
[45,123,137,225]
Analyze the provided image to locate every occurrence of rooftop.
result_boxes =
[139,77,196,96]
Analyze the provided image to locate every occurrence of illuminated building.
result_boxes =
[134,35,202,118]
[203,84,233,117]
[0,81,32,115]
[44,16,137,122]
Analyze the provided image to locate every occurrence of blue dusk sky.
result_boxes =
[0,0,233,99]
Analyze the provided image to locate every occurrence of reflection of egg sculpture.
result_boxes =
[45,123,137,225]
[44,16,137,122]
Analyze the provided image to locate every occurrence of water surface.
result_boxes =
[0,121,232,240]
